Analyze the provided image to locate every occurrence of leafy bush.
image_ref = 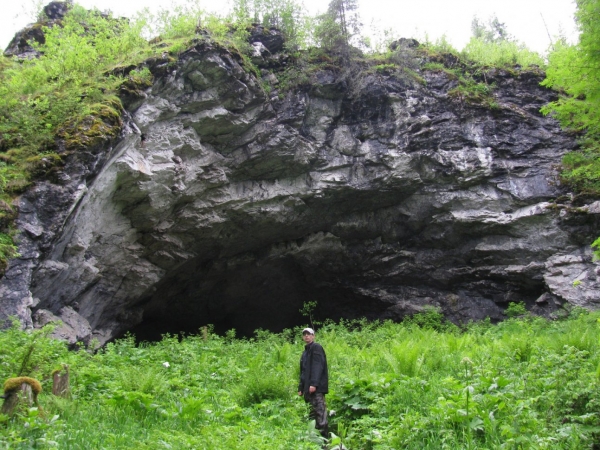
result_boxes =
[448,77,498,109]
[560,147,600,195]
[0,320,72,382]
[403,307,458,332]
[423,34,458,55]
[505,301,528,317]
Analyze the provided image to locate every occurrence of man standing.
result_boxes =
[298,327,329,438]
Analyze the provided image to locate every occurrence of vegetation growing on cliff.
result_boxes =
[1,310,600,448]
[542,0,600,140]
[0,4,156,272]
[541,0,600,257]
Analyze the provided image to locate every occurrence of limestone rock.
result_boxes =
[1,37,599,344]
[3,1,71,59]
[248,25,285,54]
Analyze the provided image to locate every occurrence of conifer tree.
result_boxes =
[315,0,361,55]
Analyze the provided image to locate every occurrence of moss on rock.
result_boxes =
[4,377,42,395]
[57,99,123,152]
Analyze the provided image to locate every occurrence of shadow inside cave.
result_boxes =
[127,255,389,342]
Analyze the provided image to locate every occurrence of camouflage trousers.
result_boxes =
[304,392,328,437]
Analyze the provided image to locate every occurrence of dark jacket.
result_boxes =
[299,342,328,394]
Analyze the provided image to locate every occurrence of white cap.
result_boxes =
[302,327,315,335]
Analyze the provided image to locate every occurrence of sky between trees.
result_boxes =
[1,0,578,54]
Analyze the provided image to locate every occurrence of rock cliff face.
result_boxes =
[1,36,599,344]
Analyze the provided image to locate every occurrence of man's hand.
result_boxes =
[309,386,316,394]
[298,391,302,396]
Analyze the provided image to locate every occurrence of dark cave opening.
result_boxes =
[128,255,389,342]
[121,233,559,343]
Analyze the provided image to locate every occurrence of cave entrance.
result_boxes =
[128,255,388,342]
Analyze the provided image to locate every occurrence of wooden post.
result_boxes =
[1,377,42,416]
[52,365,70,398]
[203,326,208,341]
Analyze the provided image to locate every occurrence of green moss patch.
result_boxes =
[57,100,123,152]
[4,376,42,395]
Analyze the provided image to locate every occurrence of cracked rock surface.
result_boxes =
[1,39,599,344]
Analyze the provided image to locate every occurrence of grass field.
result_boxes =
[1,307,600,449]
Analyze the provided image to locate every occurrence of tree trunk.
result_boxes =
[52,365,70,398]
[1,383,34,415]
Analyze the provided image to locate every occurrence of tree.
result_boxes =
[542,0,600,140]
[260,0,310,50]
[471,14,511,43]
[233,0,309,49]
[230,0,309,49]
[541,0,600,258]
[315,0,361,55]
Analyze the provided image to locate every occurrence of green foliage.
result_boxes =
[420,26,542,116]
[0,4,157,273]
[462,37,545,68]
[274,46,340,94]
[421,38,535,112]
[403,307,458,332]
[314,0,361,55]
[314,13,342,52]
[0,319,72,383]
[373,63,397,74]
[448,76,498,109]
[0,161,29,196]
[152,0,203,40]
[542,0,600,258]
[1,314,600,447]
[560,147,600,195]
[422,34,458,55]
[593,236,600,259]
[0,232,19,273]
[299,301,318,330]
[236,354,289,406]
[542,0,600,140]
[505,301,528,317]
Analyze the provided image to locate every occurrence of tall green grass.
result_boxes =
[1,310,600,449]
[462,37,545,68]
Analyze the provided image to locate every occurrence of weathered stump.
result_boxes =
[52,365,70,398]
[1,377,42,416]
